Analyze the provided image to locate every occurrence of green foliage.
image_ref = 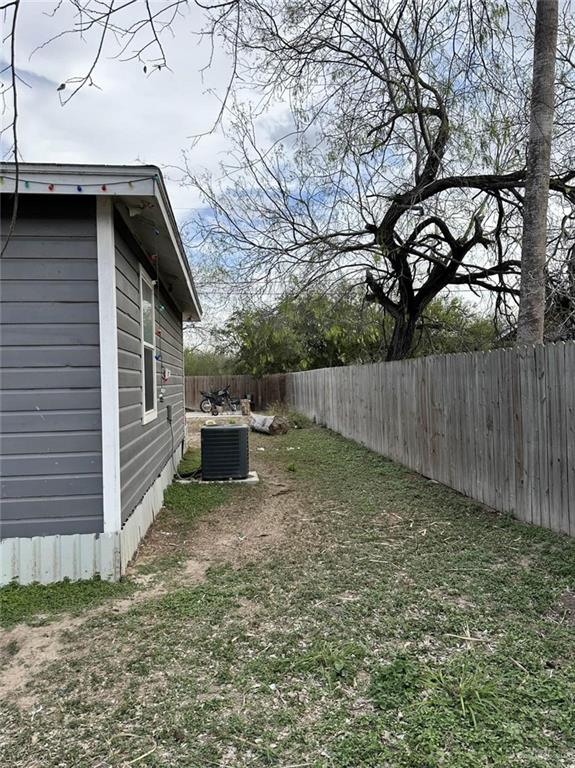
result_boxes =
[0,577,135,628]
[184,349,235,376]
[217,288,497,375]
[412,297,498,356]
[368,654,423,711]
[215,285,384,376]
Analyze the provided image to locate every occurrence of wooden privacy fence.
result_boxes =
[185,373,287,411]
[284,343,574,537]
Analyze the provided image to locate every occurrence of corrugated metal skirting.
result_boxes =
[0,532,120,586]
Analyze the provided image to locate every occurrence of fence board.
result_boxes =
[280,343,574,538]
[184,374,287,411]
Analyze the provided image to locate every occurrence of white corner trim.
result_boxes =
[97,196,122,534]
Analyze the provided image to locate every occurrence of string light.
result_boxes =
[0,173,159,191]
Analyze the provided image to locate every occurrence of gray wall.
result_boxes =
[0,195,104,538]
[115,221,185,523]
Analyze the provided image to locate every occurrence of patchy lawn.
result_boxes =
[1,424,574,767]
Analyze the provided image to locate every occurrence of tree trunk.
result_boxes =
[385,313,418,361]
[517,0,559,345]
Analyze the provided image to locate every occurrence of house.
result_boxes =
[0,163,201,585]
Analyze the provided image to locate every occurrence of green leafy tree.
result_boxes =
[183,349,235,376]
[412,300,497,357]
[217,289,497,376]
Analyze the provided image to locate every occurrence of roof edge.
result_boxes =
[0,162,202,320]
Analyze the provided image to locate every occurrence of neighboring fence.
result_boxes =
[185,373,287,411]
[284,343,574,537]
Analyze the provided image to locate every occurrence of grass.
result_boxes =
[1,426,574,767]
[0,577,136,630]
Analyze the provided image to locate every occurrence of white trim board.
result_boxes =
[97,196,122,534]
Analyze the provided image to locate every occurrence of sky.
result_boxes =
[1,1,512,337]
[2,0,254,219]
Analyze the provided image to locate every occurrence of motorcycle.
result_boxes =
[199,385,240,415]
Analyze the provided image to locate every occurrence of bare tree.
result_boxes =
[517,0,559,345]
[186,0,575,359]
[0,0,239,148]
[2,0,574,359]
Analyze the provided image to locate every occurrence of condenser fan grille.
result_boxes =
[201,424,249,480]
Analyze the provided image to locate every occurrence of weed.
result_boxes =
[368,654,422,711]
[0,577,135,629]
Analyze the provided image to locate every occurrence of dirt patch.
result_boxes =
[135,432,310,576]
[0,581,171,707]
[236,597,259,618]
[136,474,302,574]
[0,616,83,706]
[551,589,575,625]
[0,444,314,709]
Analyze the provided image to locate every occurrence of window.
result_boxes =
[140,266,157,424]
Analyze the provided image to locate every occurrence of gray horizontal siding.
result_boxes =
[2,324,100,346]
[1,366,101,386]
[0,347,101,368]
[2,280,99,302]
[115,224,185,523]
[2,452,102,476]
[2,432,101,455]
[0,258,97,280]
[1,302,99,324]
[1,389,101,410]
[2,474,102,498]
[0,504,103,538]
[0,194,104,539]
[1,410,101,433]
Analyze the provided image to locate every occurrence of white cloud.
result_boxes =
[8,0,241,215]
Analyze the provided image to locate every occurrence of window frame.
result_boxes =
[139,264,158,425]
